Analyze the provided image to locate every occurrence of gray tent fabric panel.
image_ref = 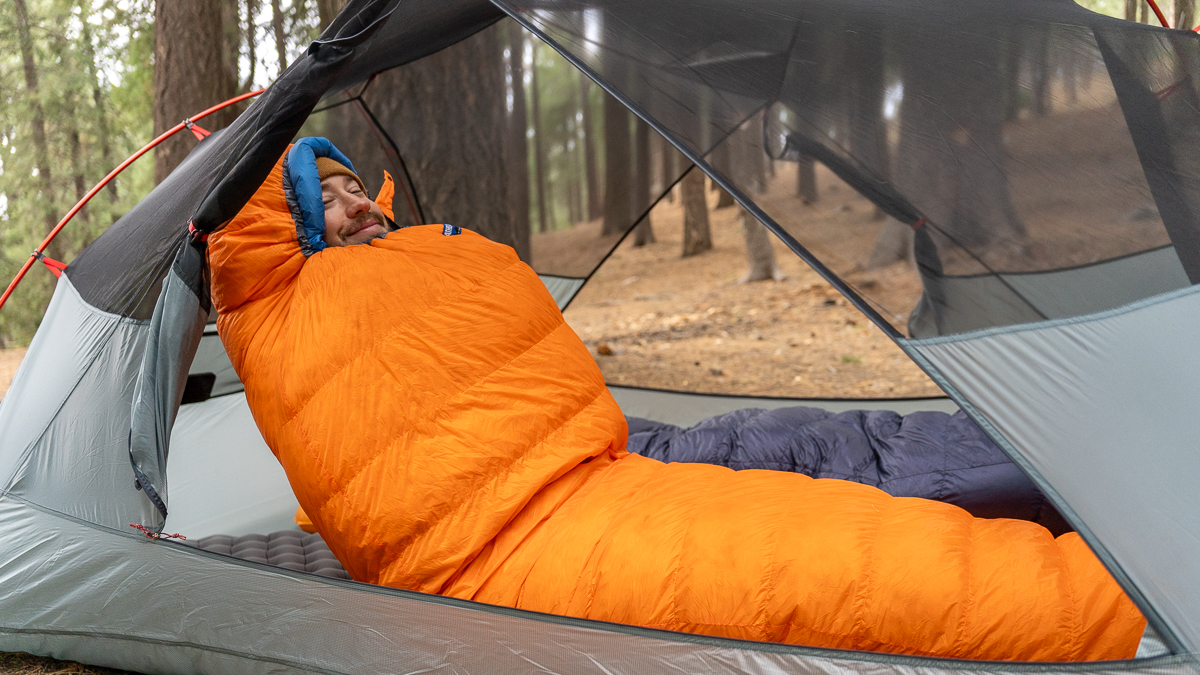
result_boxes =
[907,274,1046,338]
[609,385,957,427]
[0,277,139,485]
[164,393,299,538]
[1000,247,1189,321]
[539,274,585,310]
[0,277,158,529]
[0,499,1191,675]
[129,244,210,524]
[908,247,1192,338]
[905,285,1200,654]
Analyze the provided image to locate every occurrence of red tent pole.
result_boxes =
[0,88,265,314]
[1144,0,1171,27]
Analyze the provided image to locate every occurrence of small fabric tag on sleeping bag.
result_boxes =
[443,224,461,236]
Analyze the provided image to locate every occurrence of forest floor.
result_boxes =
[552,162,941,398]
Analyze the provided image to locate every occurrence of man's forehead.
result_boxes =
[320,175,357,190]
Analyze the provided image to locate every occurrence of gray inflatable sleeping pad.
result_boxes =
[186,531,350,579]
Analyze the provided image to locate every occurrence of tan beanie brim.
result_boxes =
[315,157,367,196]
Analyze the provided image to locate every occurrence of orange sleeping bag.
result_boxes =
[209,154,1146,661]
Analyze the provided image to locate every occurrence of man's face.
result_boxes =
[321,174,388,247]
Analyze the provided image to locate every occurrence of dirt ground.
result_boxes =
[0,653,130,675]
[551,164,942,398]
[0,348,25,399]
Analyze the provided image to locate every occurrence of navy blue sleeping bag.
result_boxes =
[626,407,1071,535]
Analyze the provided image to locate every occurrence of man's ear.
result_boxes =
[375,171,396,222]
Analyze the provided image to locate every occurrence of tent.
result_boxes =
[1,0,1199,671]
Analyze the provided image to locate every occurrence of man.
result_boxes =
[208,137,1146,662]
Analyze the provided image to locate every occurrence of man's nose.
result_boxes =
[346,194,371,218]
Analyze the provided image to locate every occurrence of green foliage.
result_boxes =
[513,32,607,234]
[0,0,154,346]
[0,0,322,347]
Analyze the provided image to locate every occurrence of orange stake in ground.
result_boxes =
[209,152,1145,662]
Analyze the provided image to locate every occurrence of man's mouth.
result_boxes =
[346,217,383,239]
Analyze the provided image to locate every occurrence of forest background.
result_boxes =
[0,0,1168,348]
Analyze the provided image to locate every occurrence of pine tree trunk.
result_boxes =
[78,1,117,204]
[272,0,287,73]
[317,0,346,30]
[63,88,89,226]
[154,0,237,183]
[530,42,549,233]
[710,142,736,208]
[568,117,583,225]
[730,119,778,281]
[796,155,818,204]
[506,22,531,245]
[13,0,60,257]
[739,209,780,282]
[345,23,528,260]
[1177,0,1195,29]
[681,168,712,257]
[601,93,631,236]
[868,217,916,269]
[245,0,260,88]
[579,71,601,221]
[50,32,88,226]
[659,133,677,202]
[630,118,655,246]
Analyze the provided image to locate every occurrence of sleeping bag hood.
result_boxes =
[208,142,1146,661]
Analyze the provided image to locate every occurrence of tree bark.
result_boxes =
[506,22,530,245]
[601,92,631,236]
[578,70,601,220]
[630,118,655,246]
[346,23,529,260]
[78,1,117,204]
[317,0,346,30]
[891,24,1029,267]
[13,0,59,257]
[244,0,260,89]
[681,168,712,257]
[710,142,736,208]
[1177,0,1195,30]
[729,119,778,281]
[154,0,237,183]
[1126,0,1138,20]
[739,209,781,282]
[796,155,818,204]
[62,88,88,225]
[868,217,916,269]
[659,132,677,202]
[529,40,549,233]
[272,0,287,74]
